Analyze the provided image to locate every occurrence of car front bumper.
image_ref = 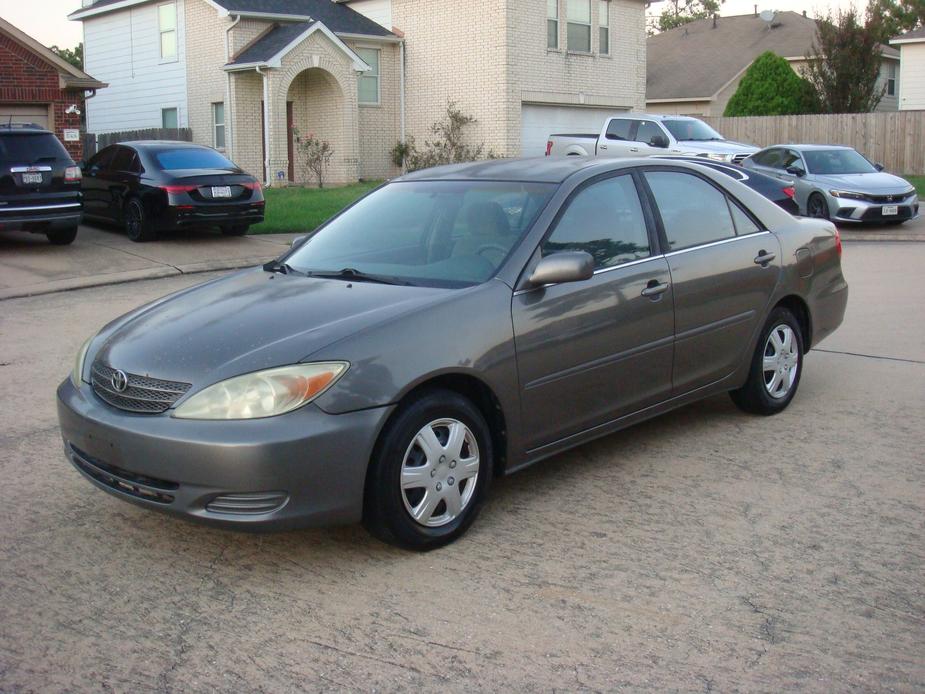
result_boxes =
[826,194,919,223]
[57,378,393,530]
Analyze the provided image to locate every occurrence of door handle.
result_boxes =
[629,147,639,153]
[641,280,670,298]
[600,144,608,150]
[754,251,776,266]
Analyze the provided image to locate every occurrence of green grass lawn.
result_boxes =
[905,176,925,197]
[250,181,382,234]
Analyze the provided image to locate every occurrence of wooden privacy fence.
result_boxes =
[701,112,925,175]
[82,128,193,158]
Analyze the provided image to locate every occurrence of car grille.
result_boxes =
[69,444,177,504]
[206,492,289,515]
[731,154,750,165]
[864,193,912,204]
[91,361,191,414]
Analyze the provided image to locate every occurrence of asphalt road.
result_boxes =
[0,243,922,692]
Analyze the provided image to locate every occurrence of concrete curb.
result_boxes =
[840,232,925,243]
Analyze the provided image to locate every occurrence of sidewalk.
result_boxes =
[0,224,299,300]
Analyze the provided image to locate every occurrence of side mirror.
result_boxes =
[529,251,594,287]
[874,163,884,172]
[785,166,805,177]
[290,235,308,249]
[650,135,669,148]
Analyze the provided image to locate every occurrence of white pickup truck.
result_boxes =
[545,113,758,164]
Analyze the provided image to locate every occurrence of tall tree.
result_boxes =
[725,52,819,116]
[50,43,83,70]
[651,0,723,33]
[868,0,925,40]
[802,8,885,113]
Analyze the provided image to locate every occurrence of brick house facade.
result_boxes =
[0,17,106,161]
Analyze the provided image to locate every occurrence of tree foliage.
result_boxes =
[650,0,723,33]
[868,0,925,40]
[50,43,83,69]
[724,51,819,116]
[801,8,886,113]
[391,101,495,173]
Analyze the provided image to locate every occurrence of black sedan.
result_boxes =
[654,156,799,215]
[81,141,264,241]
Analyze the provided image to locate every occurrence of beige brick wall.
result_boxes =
[184,0,228,152]
[229,70,264,178]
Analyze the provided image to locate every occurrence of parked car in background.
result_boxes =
[743,145,919,224]
[546,114,758,163]
[653,156,799,214]
[59,157,847,550]
[0,123,82,245]
[81,141,265,241]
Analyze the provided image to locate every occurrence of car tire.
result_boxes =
[124,198,156,242]
[807,193,830,220]
[363,389,493,550]
[46,226,78,245]
[730,307,804,416]
[220,224,249,236]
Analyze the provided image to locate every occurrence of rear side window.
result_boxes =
[604,119,633,141]
[153,148,235,170]
[645,171,736,251]
[111,147,136,172]
[0,132,70,164]
[543,174,650,269]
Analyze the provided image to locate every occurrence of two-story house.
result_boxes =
[70,0,646,185]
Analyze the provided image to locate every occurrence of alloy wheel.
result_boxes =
[763,324,799,399]
[808,195,828,219]
[400,418,480,527]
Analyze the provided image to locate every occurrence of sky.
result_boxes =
[0,0,870,51]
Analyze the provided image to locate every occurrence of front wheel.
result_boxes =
[807,193,830,220]
[363,389,493,550]
[730,307,804,415]
[46,226,78,245]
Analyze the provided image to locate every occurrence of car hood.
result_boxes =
[808,171,914,193]
[676,140,758,154]
[93,268,450,387]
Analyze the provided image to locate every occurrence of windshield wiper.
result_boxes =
[263,259,303,275]
[306,268,411,286]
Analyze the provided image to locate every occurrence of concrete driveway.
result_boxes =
[0,242,922,692]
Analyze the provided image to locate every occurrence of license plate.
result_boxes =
[882,205,898,216]
[212,186,233,198]
[22,173,43,184]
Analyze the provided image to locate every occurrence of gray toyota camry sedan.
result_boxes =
[57,157,848,549]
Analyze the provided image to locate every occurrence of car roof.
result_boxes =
[0,124,54,135]
[118,140,210,149]
[762,144,855,152]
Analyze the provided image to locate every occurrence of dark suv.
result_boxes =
[0,124,82,245]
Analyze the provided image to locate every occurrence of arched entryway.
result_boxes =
[286,68,347,186]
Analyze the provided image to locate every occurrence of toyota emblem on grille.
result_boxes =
[111,370,128,392]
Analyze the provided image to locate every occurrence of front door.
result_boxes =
[512,172,675,451]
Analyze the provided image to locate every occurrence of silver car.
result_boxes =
[743,144,919,224]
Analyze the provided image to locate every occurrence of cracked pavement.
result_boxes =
[0,243,922,692]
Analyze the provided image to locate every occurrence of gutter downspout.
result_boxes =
[256,65,271,186]
[225,14,241,160]
[399,39,406,172]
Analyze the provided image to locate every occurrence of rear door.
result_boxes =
[512,172,674,451]
[641,169,781,395]
[82,146,117,218]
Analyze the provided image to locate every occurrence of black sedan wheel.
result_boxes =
[46,226,78,245]
[125,198,156,242]
[807,193,830,220]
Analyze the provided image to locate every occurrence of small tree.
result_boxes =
[724,52,819,116]
[293,129,334,188]
[50,43,83,69]
[391,101,495,173]
[802,8,886,113]
[650,0,723,33]
[868,0,925,41]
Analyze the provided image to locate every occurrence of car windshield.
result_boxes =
[662,119,724,142]
[286,180,557,288]
[0,132,70,164]
[153,148,236,170]
[802,149,877,175]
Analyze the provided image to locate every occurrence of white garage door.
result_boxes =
[0,104,50,128]
[520,104,622,157]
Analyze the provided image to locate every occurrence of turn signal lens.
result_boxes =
[782,186,796,199]
[64,166,82,182]
[173,362,349,420]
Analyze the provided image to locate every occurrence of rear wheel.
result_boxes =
[363,389,493,550]
[807,193,830,220]
[46,226,78,245]
[730,307,804,415]
[220,224,249,236]
[124,198,156,242]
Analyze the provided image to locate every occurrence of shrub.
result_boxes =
[393,101,495,172]
[293,128,334,188]
[724,51,819,117]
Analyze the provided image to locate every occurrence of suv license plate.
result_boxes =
[212,186,233,198]
[22,173,43,184]
[882,205,898,216]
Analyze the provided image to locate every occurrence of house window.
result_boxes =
[213,102,225,149]
[357,47,380,104]
[599,0,609,55]
[886,62,896,97]
[547,0,559,49]
[162,107,178,129]
[567,0,592,52]
[159,2,178,60]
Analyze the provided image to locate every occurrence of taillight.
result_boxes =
[545,140,553,157]
[834,227,842,258]
[782,186,796,199]
[64,166,82,183]
[241,181,262,191]
[160,184,197,194]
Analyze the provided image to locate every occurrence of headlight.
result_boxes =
[173,362,349,420]
[71,335,93,388]
[829,190,866,200]
[702,153,732,162]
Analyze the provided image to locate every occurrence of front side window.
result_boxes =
[159,2,177,60]
[213,102,225,149]
[645,171,736,251]
[599,0,609,54]
[357,48,380,104]
[636,121,665,146]
[543,174,650,269]
[547,0,559,49]
[781,149,805,172]
[567,0,592,52]
[161,107,178,129]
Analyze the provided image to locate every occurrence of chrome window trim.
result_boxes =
[664,230,771,257]
[11,166,53,173]
[0,203,81,212]
[513,254,666,296]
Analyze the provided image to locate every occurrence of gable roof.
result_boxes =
[70,0,392,36]
[891,26,925,44]
[225,19,372,70]
[0,16,106,90]
[647,11,899,102]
